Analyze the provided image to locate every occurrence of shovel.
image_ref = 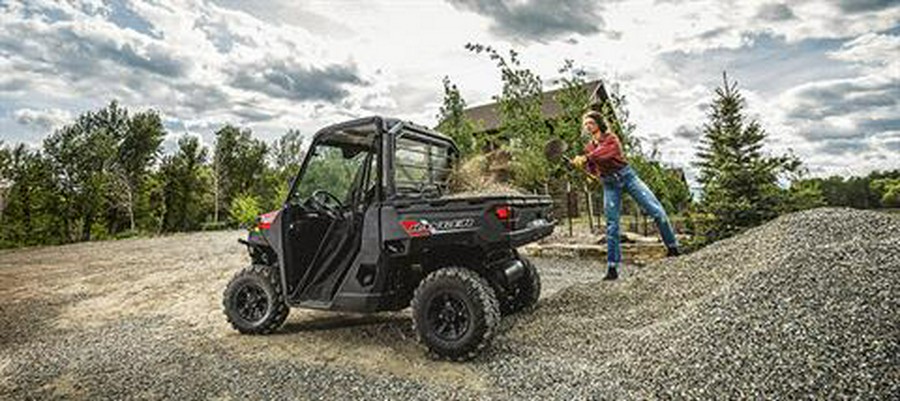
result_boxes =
[544,139,597,182]
[544,138,570,163]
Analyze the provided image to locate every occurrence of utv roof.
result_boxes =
[312,116,455,146]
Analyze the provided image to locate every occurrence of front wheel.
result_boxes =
[412,267,500,361]
[223,264,289,334]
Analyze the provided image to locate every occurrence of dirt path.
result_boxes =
[0,231,606,399]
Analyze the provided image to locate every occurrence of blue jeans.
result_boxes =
[601,166,678,268]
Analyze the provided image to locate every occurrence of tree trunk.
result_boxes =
[585,185,594,233]
[22,185,32,239]
[82,206,93,241]
[127,185,135,232]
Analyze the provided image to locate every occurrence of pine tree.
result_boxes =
[693,72,791,243]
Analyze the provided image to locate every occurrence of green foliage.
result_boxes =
[435,76,477,157]
[597,84,639,153]
[43,102,125,241]
[691,73,803,245]
[213,125,268,220]
[32,101,168,242]
[550,60,592,187]
[160,135,211,232]
[871,177,900,207]
[0,145,61,247]
[268,129,305,210]
[0,141,10,180]
[230,192,262,228]
[795,170,900,209]
[291,145,363,204]
[272,129,305,180]
[778,178,826,213]
[1,103,312,248]
[466,43,551,192]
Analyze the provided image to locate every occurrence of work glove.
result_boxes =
[571,155,587,169]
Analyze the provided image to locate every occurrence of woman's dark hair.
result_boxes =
[582,110,608,133]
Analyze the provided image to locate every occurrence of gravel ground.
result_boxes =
[1,207,897,399]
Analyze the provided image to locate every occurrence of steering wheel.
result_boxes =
[309,189,344,215]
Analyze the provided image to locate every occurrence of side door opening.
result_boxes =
[281,124,379,303]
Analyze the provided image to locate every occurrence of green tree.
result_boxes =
[160,135,210,232]
[693,72,799,244]
[466,43,550,191]
[0,141,10,180]
[871,178,900,207]
[435,76,477,157]
[0,145,63,247]
[44,102,126,241]
[230,192,262,228]
[213,125,268,222]
[268,129,305,209]
[272,129,305,180]
[111,110,166,232]
[551,60,591,185]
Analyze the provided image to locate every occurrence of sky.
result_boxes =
[0,0,898,184]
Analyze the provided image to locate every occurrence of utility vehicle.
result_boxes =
[223,116,556,360]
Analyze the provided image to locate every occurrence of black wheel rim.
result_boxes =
[235,283,269,324]
[427,292,470,342]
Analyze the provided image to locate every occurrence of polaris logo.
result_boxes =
[400,218,476,237]
[431,218,476,231]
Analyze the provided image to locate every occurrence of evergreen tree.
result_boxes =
[693,72,797,243]
[435,76,476,157]
[0,142,10,181]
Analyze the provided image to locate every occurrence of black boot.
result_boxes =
[603,265,618,281]
[666,246,681,257]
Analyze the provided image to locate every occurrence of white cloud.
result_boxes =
[0,0,897,180]
[828,32,900,76]
[12,108,72,131]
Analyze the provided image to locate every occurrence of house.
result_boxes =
[462,79,614,140]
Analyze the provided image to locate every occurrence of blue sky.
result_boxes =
[0,0,898,181]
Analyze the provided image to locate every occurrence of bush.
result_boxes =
[230,193,261,228]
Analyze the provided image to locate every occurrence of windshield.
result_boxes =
[289,126,377,206]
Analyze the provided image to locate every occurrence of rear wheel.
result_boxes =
[223,264,289,334]
[412,267,500,361]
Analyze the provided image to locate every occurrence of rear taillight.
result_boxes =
[495,205,514,229]
[495,206,512,221]
[255,211,278,230]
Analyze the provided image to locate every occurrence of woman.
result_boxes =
[572,111,679,280]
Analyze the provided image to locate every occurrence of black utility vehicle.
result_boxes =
[223,116,556,360]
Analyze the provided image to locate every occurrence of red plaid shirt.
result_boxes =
[584,133,627,177]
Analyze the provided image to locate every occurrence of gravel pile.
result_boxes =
[484,207,899,398]
[1,207,897,399]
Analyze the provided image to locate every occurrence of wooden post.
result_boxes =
[585,185,594,233]
[566,181,573,237]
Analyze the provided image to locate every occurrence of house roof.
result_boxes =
[462,80,612,133]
